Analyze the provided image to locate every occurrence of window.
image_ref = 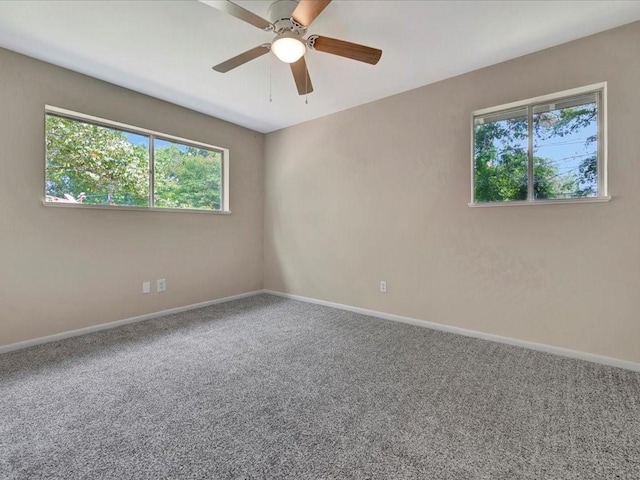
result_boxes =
[153,138,223,210]
[45,107,228,212]
[471,84,607,205]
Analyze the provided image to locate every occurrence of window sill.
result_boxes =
[468,196,611,208]
[42,200,231,215]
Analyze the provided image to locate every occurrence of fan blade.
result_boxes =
[200,0,273,30]
[291,0,331,27]
[310,35,382,65]
[213,45,270,73]
[290,57,313,95]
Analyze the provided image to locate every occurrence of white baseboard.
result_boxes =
[264,290,640,373]
[0,290,265,355]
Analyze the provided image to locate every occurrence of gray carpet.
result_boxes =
[1,294,639,479]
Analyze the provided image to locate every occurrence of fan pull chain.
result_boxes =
[269,58,272,103]
[305,67,308,105]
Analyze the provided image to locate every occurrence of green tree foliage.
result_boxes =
[45,116,222,210]
[154,144,221,210]
[474,118,527,201]
[46,115,149,205]
[474,103,597,202]
[533,103,598,197]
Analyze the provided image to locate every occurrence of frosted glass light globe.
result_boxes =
[272,34,306,63]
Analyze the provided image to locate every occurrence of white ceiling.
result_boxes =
[1,1,639,133]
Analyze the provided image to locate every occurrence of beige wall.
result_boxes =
[0,48,264,346]
[264,22,640,364]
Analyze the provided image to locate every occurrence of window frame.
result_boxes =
[469,83,609,207]
[43,106,230,214]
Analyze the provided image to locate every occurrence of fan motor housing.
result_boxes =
[267,0,305,33]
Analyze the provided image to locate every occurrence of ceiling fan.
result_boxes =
[200,0,382,95]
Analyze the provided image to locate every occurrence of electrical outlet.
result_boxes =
[380,280,387,293]
[142,281,151,294]
[157,278,166,293]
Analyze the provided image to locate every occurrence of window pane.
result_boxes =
[45,115,149,206]
[153,138,222,210]
[532,94,598,199]
[474,108,528,203]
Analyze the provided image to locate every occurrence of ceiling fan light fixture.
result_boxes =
[271,33,306,63]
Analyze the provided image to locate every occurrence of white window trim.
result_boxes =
[469,82,609,207]
[43,105,231,214]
